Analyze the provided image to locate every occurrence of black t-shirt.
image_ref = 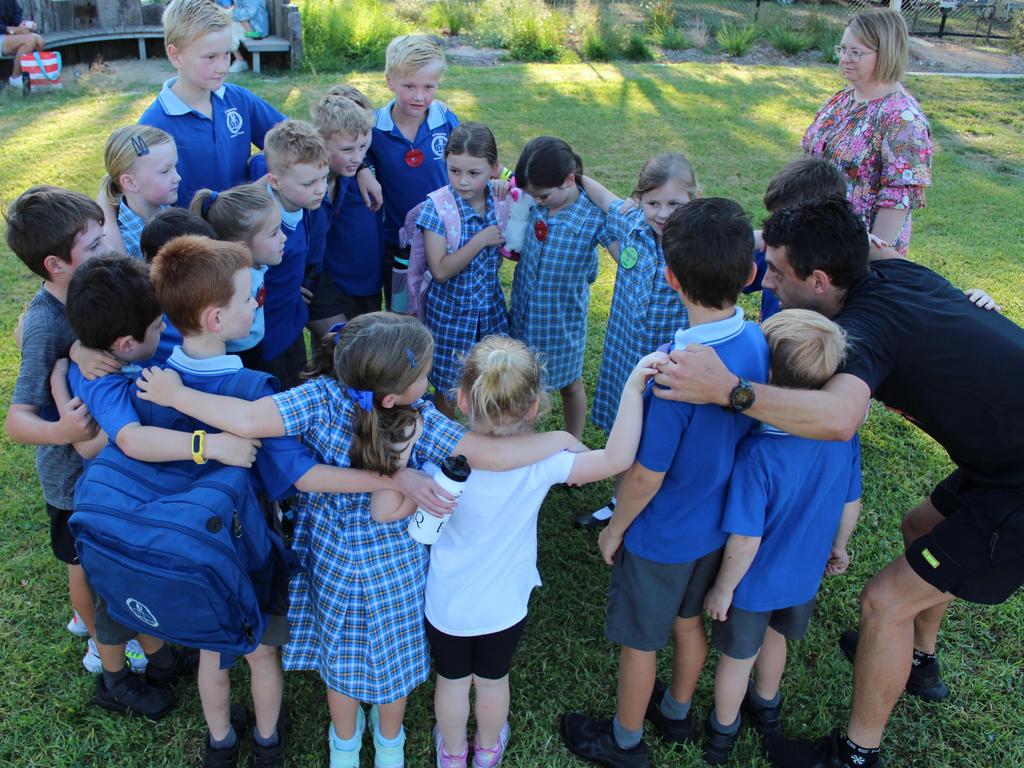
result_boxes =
[836,258,1024,486]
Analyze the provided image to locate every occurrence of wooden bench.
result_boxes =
[239,1,303,74]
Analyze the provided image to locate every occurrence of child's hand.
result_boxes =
[704,585,733,621]
[825,547,850,576]
[474,225,505,249]
[598,524,624,566]
[393,468,457,517]
[964,288,1002,312]
[627,352,669,391]
[300,285,314,304]
[69,340,120,380]
[136,366,185,407]
[492,178,511,200]
[206,432,261,468]
[357,169,383,211]
[50,359,99,443]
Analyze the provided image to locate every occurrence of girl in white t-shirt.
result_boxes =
[371,335,665,768]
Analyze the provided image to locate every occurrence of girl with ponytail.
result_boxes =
[372,334,666,768]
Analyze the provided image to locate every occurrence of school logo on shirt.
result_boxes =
[225,107,244,137]
[431,132,449,160]
[256,284,266,308]
[126,598,160,628]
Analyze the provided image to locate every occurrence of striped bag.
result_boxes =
[19,51,63,91]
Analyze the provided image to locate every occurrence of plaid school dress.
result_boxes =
[590,202,689,432]
[117,199,160,261]
[272,378,465,702]
[509,188,611,390]
[417,184,509,396]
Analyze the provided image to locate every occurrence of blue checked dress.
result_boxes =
[590,202,689,432]
[417,184,509,396]
[272,378,465,702]
[117,199,159,261]
[509,189,611,390]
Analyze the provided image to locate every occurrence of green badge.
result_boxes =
[620,247,639,269]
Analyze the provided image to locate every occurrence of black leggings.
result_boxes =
[426,617,527,680]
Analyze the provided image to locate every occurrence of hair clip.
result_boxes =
[130,136,150,157]
[345,385,374,412]
[405,347,417,369]
[328,321,347,347]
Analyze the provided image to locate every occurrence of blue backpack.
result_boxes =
[69,368,290,662]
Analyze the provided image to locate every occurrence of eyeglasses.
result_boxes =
[834,45,877,62]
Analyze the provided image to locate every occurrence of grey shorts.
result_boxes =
[605,547,723,651]
[260,613,289,647]
[88,582,138,645]
[711,597,816,660]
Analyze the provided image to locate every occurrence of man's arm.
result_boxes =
[652,344,869,441]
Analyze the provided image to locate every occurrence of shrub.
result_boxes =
[766,25,811,56]
[716,22,758,56]
[474,0,565,58]
[623,31,654,61]
[428,0,475,37]
[656,24,691,50]
[1011,10,1024,54]
[645,0,676,32]
[685,17,710,49]
[301,0,410,71]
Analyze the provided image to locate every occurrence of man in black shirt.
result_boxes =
[653,199,1024,768]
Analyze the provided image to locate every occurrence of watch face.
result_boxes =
[731,380,755,411]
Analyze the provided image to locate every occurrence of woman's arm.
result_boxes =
[424,226,504,283]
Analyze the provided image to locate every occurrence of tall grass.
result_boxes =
[300,0,410,71]
[427,0,475,37]
[716,22,758,57]
[474,0,567,61]
[766,25,811,56]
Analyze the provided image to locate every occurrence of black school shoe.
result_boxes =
[644,679,696,744]
[764,729,884,768]
[560,712,651,768]
[145,646,200,688]
[95,672,174,720]
[574,501,614,530]
[741,691,781,737]
[702,719,740,766]
[838,630,950,701]
[250,704,288,768]
[203,704,250,768]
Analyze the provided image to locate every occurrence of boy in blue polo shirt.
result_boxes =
[138,0,284,209]
[366,34,459,306]
[700,309,862,765]
[561,198,769,768]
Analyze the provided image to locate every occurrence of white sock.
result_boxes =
[591,497,617,521]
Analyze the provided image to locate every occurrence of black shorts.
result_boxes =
[905,469,1024,605]
[605,547,722,652]
[711,598,815,660]
[308,275,380,322]
[238,333,307,391]
[425,617,526,680]
[47,504,78,565]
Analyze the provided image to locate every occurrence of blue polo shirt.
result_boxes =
[321,175,385,296]
[367,100,459,246]
[154,316,182,365]
[68,362,144,445]
[743,248,781,321]
[724,428,862,612]
[129,347,317,501]
[227,265,268,353]
[138,78,284,210]
[625,308,769,564]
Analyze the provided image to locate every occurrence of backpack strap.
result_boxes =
[427,186,462,253]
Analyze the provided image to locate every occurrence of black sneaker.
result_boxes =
[838,630,949,701]
[741,691,781,737]
[644,679,696,744]
[250,704,288,768]
[702,718,740,766]
[560,712,651,768]
[145,646,200,688]
[203,704,250,768]
[574,500,614,530]
[94,672,174,720]
[764,729,884,768]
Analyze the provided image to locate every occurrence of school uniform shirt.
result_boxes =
[591,200,689,433]
[271,380,466,702]
[367,100,459,246]
[742,248,781,322]
[226,265,268,354]
[417,183,509,394]
[138,78,284,210]
[509,189,613,390]
[315,175,385,297]
[67,361,146,445]
[153,316,182,365]
[723,427,862,612]
[627,308,769,564]
[118,199,167,261]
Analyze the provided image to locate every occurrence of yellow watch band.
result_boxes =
[191,430,207,465]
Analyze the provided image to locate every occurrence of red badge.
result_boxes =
[405,148,424,168]
[256,285,266,308]
[534,220,548,242]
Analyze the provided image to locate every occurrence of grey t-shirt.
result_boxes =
[11,287,83,509]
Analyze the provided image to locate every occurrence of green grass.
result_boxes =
[2,63,1024,767]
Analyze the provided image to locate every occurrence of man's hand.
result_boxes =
[206,433,262,468]
[652,344,734,405]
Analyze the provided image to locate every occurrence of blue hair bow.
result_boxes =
[346,386,374,412]
[329,321,347,347]
[201,190,219,217]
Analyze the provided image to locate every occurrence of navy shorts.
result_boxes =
[308,275,380,322]
[47,504,78,565]
[711,598,816,660]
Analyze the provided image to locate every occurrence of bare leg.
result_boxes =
[753,627,787,700]
[246,644,283,739]
[4,34,44,77]
[846,556,955,748]
[560,379,586,440]
[713,652,758,726]
[901,500,951,654]
[669,615,707,705]
[136,634,165,655]
[375,696,408,740]
[473,674,510,749]
[97,641,128,673]
[67,564,96,635]
[617,646,657,730]
[327,688,361,739]
[435,674,471,754]
[199,650,232,740]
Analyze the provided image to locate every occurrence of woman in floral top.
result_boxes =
[802,8,932,256]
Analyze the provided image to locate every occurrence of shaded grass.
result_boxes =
[1,63,1023,766]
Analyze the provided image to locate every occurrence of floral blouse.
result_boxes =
[802,86,932,255]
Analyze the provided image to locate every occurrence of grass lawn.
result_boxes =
[1,62,1023,767]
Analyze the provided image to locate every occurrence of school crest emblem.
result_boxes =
[431,132,448,160]
[126,598,160,627]
[225,107,244,137]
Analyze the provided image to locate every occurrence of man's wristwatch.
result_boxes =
[727,377,755,413]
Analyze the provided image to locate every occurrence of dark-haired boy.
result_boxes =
[561,199,769,768]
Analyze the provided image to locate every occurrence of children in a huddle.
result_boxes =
[370,336,663,768]
[140,206,217,263]
[417,122,509,418]
[562,199,769,768]
[702,309,861,765]
[510,136,616,438]
[578,153,700,528]
[99,125,181,260]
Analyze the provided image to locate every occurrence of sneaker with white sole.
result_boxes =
[370,704,406,768]
[434,724,468,768]
[125,639,149,673]
[67,611,90,638]
[329,708,365,768]
[83,638,103,674]
[473,722,510,767]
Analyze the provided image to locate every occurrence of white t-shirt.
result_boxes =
[424,450,576,636]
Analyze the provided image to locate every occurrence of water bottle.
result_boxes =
[407,455,471,545]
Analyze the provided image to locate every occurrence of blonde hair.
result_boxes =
[264,119,330,175]
[848,8,908,84]
[311,90,374,141]
[459,336,549,436]
[190,182,276,243]
[99,125,175,210]
[385,34,447,79]
[761,309,848,390]
[632,153,699,201]
[162,0,230,50]
[306,312,434,475]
